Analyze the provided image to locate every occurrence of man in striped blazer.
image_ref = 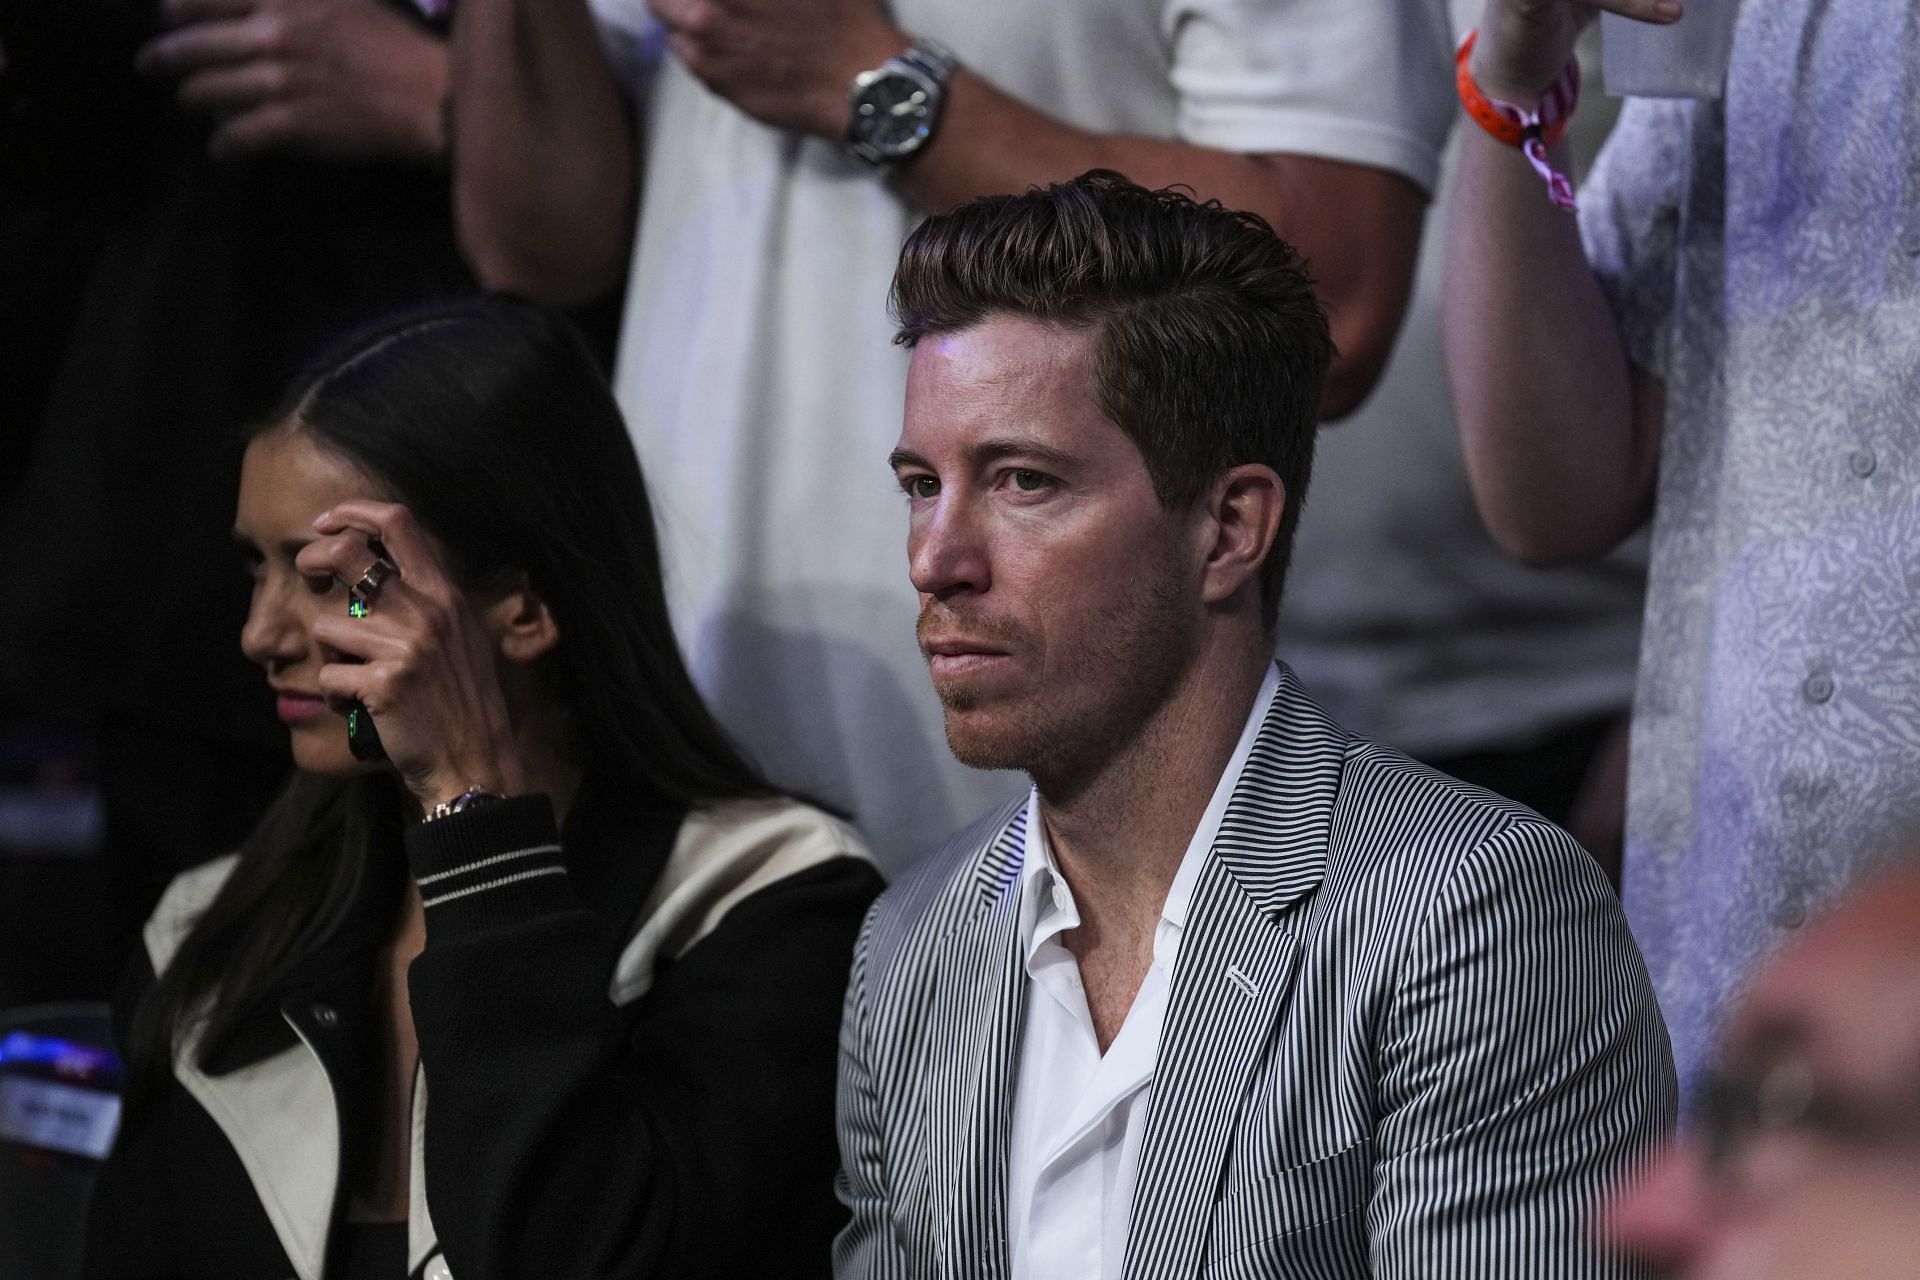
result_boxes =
[836,170,1677,1278]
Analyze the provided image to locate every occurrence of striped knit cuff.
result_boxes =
[404,794,576,933]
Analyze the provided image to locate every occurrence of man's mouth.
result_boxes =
[920,635,1014,680]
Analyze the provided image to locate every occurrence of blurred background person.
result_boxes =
[1446,0,1920,1090]
[1606,853,1920,1278]
[0,0,615,1004]
[451,0,1456,876]
[1278,3,1642,879]
[85,299,878,1280]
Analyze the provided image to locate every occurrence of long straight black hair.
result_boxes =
[128,297,774,1099]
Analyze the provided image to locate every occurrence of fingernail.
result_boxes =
[313,510,331,528]
[1653,0,1683,18]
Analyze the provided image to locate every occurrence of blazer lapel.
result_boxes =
[1121,665,1348,1280]
[922,804,1028,1280]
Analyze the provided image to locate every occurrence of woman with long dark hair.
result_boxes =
[83,297,883,1280]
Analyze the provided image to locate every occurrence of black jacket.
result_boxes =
[83,778,884,1280]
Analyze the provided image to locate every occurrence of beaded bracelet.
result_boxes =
[1456,30,1581,210]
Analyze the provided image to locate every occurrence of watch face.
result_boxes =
[852,70,936,155]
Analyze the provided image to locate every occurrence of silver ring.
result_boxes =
[354,557,397,597]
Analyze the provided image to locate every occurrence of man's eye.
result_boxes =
[903,475,940,500]
[1011,470,1049,492]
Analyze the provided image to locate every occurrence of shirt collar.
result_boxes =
[1016,661,1282,959]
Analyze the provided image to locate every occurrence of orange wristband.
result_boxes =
[1456,30,1581,208]
[1456,31,1576,147]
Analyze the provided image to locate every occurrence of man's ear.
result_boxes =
[482,571,562,665]
[1198,464,1286,608]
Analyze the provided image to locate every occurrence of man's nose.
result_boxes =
[1601,1137,1717,1272]
[908,493,992,600]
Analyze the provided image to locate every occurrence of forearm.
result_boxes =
[405,800,686,1276]
[1443,109,1663,566]
[899,75,1425,417]
[450,0,635,302]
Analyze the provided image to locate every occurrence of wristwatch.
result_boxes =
[423,787,507,823]
[845,39,959,171]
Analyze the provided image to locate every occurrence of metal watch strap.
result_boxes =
[845,38,959,170]
[423,787,507,823]
[897,38,957,85]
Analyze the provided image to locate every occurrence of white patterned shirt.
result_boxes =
[1005,663,1280,1279]
[1581,0,1920,1093]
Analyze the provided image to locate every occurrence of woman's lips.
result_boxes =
[274,692,328,724]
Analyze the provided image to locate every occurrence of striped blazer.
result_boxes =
[834,666,1675,1278]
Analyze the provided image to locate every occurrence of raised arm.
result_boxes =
[641,0,1446,418]
[449,0,636,303]
[893,92,1427,421]
[406,797,881,1279]
[1443,0,1670,565]
[297,497,881,1277]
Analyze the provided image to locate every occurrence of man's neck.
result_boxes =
[1037,635,1271,934]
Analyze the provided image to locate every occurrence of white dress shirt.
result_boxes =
[1006,663,1283,1280]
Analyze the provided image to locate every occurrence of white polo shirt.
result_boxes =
[1006,662,1281,1279]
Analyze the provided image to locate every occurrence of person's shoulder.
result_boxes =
[1246,670,1580,901]
[609,795,879,1000]
[142,853,241,976]
[1267,667,1542,863]
[659,795,878,924]
[678,793,873,872]
[1340,738,1534,823]
[1308,737,1624,990]
[1327,737,1585,890]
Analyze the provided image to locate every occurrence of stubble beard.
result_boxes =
[921,550,1196,791]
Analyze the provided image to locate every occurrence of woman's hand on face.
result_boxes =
[1471,0,1678,102]
[299,500,525,813]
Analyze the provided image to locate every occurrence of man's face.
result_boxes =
[1607,864,1920,1279]
[891,315,1204,786]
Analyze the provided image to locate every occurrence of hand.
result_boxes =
[298,501,525,813]
[1471,0,1678,102]
[646,0,909,140]
[136,0,449,162]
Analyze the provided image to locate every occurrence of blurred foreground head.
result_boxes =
[1608,857,1920,1278]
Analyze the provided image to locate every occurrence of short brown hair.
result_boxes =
[890,169,1332,627]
